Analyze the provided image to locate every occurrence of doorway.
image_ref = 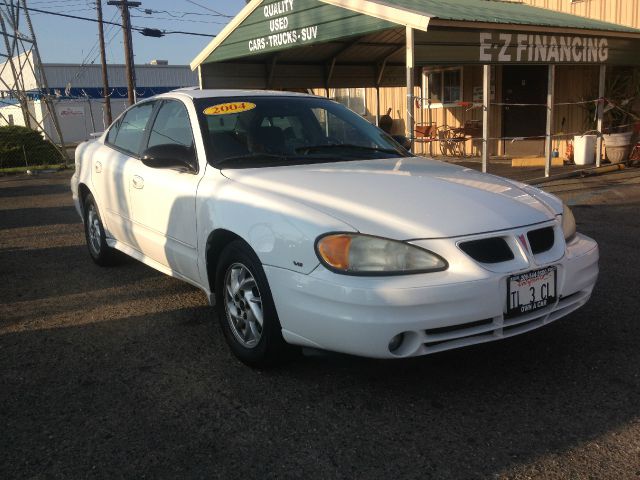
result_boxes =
[502,65,548,156]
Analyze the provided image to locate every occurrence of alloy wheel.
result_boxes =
[224,262,264,348]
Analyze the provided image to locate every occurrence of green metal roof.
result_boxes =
[202,0,396,64]
[192,0,640,68]
[386,0,640,33]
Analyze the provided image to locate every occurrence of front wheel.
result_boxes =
[83,193,118,266]
[215,240,295,367]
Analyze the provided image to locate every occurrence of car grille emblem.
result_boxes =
[518,233,529,253]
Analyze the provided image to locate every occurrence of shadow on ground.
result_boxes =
[0,206,79,229]
[0,201,638,478]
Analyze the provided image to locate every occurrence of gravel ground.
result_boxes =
[1,169,639,479]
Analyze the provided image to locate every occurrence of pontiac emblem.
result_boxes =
[518,234,529,253]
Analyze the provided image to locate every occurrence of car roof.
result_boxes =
[160,88,315,100]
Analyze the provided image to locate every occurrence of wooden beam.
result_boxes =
[267,55,278,89]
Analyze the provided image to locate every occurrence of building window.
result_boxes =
[332,88,366,115]
[423,67,463,105]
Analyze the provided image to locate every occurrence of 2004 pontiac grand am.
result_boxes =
[71,89,598,367]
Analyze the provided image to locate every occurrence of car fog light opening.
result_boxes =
[315,233,447,275]
[388,332,405,353]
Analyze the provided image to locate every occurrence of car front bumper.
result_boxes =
[265,230,598,359]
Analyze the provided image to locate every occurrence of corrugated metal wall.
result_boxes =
[0,57,197,92]
[42,64,198,89]
[522,0,640,29]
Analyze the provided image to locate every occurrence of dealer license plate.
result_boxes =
[506,266,557,318]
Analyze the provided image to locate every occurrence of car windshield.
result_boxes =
[194,95,409,168]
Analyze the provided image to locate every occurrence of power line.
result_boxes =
[182,0,229,18]
[131,11,227,25]
[0,3,215,37]
[136,6,232,19]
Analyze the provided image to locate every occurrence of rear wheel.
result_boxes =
[83,193,117,266]
[215,240,294,367]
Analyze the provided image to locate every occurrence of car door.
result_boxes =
[92,101,155,248]
[129,98,203,282]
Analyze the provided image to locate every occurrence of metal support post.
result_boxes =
[545,64,556,178]
[596,65,606,167]
[405,26,415,150]
[21,0,69,161]
[482,64,490,173]
[375,86,380,126]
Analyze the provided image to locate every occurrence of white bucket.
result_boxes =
[573,134,597,166]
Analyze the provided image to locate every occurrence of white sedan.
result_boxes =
[71,89,599,366]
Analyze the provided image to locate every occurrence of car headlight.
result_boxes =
[315,233,447,275]
[561,204,577,242]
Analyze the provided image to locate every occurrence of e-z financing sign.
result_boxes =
[248,0,318,53]
[479,32,609,63]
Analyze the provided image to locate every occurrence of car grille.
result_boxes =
[527,226,555,254]
[459,237,514,263]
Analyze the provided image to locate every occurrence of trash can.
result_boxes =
[573,134,597,166]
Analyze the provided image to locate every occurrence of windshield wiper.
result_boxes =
[295,144,400,155]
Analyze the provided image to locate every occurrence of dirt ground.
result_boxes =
[1,168,639,479]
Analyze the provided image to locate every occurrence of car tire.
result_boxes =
[83,193,118,266]
[215,240,295,367]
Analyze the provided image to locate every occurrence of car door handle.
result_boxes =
[95,161,102,173]
[132,175,144,189]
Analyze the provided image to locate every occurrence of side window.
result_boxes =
[108,102,154,155]
[106,120,119,144]
[147,100,194,149]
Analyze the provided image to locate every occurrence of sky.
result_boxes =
[26,0,248,66]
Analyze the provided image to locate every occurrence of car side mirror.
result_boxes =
[141,144,197,173]
[392,135,412,151]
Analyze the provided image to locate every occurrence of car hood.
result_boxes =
[221,157,561,239]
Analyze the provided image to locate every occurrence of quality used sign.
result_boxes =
[248,0,319,53]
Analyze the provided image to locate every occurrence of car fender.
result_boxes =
[71,140,95,217]
[195,168,356,281]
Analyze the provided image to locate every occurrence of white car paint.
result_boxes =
[71,89,599,359]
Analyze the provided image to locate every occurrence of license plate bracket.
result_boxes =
[506,266,557,318]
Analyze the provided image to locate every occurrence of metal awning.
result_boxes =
[191,0,640,76]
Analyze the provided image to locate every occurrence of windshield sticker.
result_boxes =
[203,102,256,116]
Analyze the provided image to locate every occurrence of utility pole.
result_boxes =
[96,0,112,124]
[107,0,140,106]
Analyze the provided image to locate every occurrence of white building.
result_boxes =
[0,53,198,143]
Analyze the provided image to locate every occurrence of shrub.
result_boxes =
[0,125,63,169]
